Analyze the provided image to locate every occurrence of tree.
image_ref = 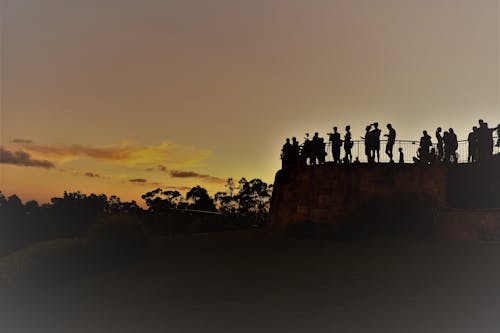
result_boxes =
[186,186,215,211]
[141,188,185,213]
[49,191,108,235]
[213,178,273,226]
[214,178,239,214]
[107,195,143,215]
[141,188,165,213]
[162,190,184,209]
[236,178,272,224]
[6,194,23,211]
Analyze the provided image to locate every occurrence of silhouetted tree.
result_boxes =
[50,191,108,236]
[141,188,166,213]
[107,195,143,215]
[141,188,187,213]
[162,190,185,209]
[237,178,272,224]
[214,178,239,214]
[186,186,216,211]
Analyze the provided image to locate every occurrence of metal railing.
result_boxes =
[314,135,499,164]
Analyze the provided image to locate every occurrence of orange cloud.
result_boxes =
[83,172,100,178]
[165,186,192,191]
[169,170,225,184]
[14,141,212,166]
[11,138,34,144]
[0,147,55,169]
[129,178,148,183]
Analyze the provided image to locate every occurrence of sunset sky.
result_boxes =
[1,0,499,204]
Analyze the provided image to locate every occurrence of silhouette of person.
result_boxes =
[291,137,300,165]
[429,147,437,164]
[311,132,322,165]
[371,122,381,163]
[477,120,499,161]
[436,127,443,161]
[419,130,432,163]
[384,123,396,163]
[281,138,292,168]
[441,128,458,164]
[328,126,343,164]
[362,125,373,163]
[320,136,327,164]
[448,128,458,163]
[312,132,326,165]
[301,133,312,165]
[413,147,422,164]
[343,125,353,163]
[467,127,478,163]
[398,147,404,164]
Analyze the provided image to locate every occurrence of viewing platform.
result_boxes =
[269,155,500,240]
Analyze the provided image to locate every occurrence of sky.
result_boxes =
[1,0,499,204]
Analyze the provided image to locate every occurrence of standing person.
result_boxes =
[467,127,478,163]
[344,125,353,163]
[313,133,326,165]
[310,132,321,165]
[319,136,326,164]
[384,123,396,163]
[436,127,444,161]
[362,125,373,163]
[302,133,312,165]
[371,123,381,163]
[442,131,450,163]
[328,127,343,164]
[477,120,486,160]
[281,138,292,169]
[291,137,300,166]
[476,119,498,161]
[419,131,432,163]
[449,128,458,163]
[398,147,404,164]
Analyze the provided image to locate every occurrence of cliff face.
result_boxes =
[268,164,448,232]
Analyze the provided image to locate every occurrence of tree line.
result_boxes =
[0,178,272,255]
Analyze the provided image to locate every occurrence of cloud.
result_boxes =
[142,183,192,191]
[169,170,225,184]
[17,141,212,166]
[0,147,55,168]
[145,165,168,172]
[58,168,106,178]
[169,170,200,178]
[12,138,34,144]
[166,186,192,191]
[84,172,100,178]
[129,178,148,183]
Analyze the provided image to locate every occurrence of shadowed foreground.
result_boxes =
[2,230,500,333]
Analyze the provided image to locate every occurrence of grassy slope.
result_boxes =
[2,231,500,333]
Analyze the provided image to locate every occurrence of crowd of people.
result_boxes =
[281,119,500,168]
